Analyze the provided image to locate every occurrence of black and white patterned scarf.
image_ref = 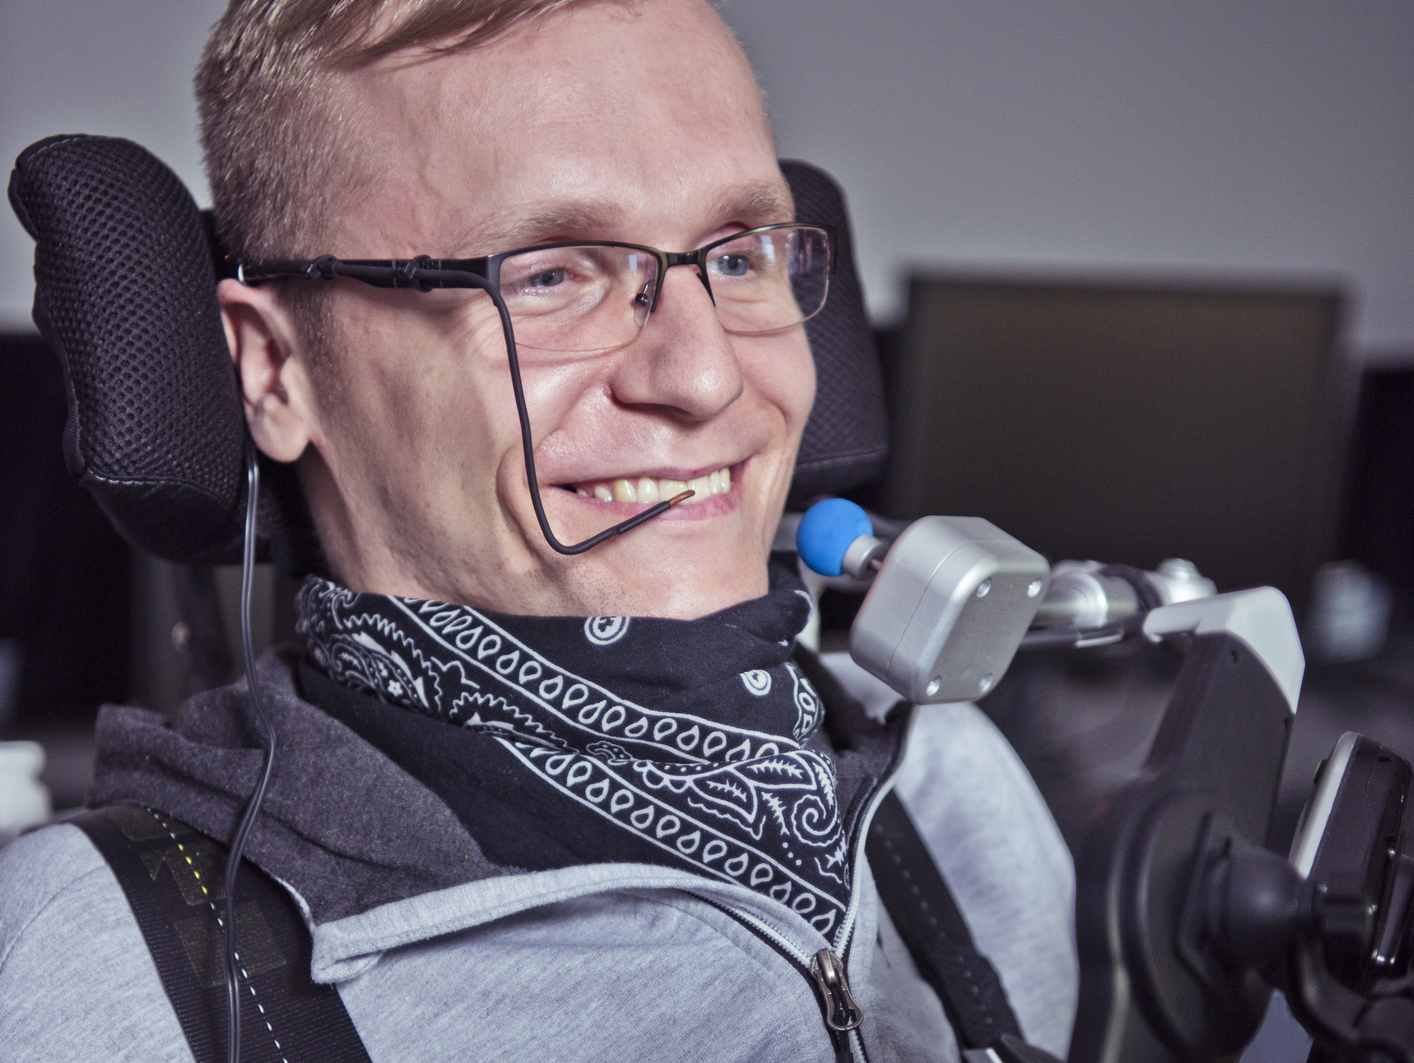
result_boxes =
[296,566,853,937]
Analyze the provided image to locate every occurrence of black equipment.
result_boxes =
[805,494,1414,1060]
[1072,713,1414,1059]
[1016,582,1414,1060]
[72,804,370,1063]
[868,791,1062,1063]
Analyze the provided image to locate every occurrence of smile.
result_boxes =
[569,466,733,507]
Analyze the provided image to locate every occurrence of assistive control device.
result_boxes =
[798,500,1049,703]
[797,498,1414,1061]
[793,499,1213,704]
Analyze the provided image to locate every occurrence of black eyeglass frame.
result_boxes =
[237,222,837,556]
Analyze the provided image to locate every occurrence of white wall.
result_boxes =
[722,0,1414,352]
[3,0,1411,352]
[0,0,226,332]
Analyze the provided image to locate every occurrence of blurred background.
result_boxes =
[1,0,1411,880]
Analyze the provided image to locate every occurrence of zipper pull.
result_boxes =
[810,948,863,1031]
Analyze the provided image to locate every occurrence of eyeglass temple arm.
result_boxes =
[236,256,690,555]
[238,256,481,289]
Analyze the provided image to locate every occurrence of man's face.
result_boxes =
[288,0,814,619]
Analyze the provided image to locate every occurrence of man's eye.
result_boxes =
[714,254,751,278]
[525,268,566,288]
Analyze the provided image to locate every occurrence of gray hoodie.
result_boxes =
[0,648,1076,1062]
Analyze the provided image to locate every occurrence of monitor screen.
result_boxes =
[881,276,1346,621]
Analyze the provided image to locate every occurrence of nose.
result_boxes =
[607,263,745,421]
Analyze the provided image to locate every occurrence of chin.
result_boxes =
[565,536,773,620]
[608,578,767,621]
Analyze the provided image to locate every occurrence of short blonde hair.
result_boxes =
[196,0,599,263]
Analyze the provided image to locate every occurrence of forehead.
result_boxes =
[332,0,788,257]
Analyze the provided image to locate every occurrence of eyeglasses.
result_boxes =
[242,223,833,355]
[239,222,835,554]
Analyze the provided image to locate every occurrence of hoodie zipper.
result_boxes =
[683,697,913,1061]
[691,894,864,1062]
[809,946,862,1032]
[686,770,899,1062]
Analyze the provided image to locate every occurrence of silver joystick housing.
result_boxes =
[849,517,1051,704]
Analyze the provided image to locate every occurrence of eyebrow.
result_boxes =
[711,179,796,229]
[457,178,797,255]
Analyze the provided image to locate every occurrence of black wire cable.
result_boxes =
[224,443,279,1063]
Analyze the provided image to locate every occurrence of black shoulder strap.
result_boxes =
[72,804,371,1063]
[867,791,1061,1063]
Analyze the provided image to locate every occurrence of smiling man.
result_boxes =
[219,0,813,622]
[0,1,1077,1060]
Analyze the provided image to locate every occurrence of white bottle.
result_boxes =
[0,741,52,843]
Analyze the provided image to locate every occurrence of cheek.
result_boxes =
[744,331,816,442]
[506,359,619,473]
[316,291,521,493]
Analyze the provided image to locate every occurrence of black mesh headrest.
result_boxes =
[8,135,253,564]
[8,135,886,570]
[779,159,888,503]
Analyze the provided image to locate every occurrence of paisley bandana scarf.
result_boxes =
[296,565,855,938]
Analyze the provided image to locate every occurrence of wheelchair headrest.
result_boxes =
[778,159,889,502]
[8,135,887,573]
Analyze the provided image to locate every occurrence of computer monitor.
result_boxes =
[1340,364,1414,627]
[881,275,1347,622]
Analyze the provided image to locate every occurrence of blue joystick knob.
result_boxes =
[797,498,875,577]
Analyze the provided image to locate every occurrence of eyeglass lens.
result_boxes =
[500,226,830,353]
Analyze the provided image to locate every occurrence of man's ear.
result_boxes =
[217,278,319,463]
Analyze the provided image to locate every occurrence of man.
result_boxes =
[0,1,1077,1060]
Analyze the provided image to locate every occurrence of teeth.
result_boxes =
[576,467,733,507]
